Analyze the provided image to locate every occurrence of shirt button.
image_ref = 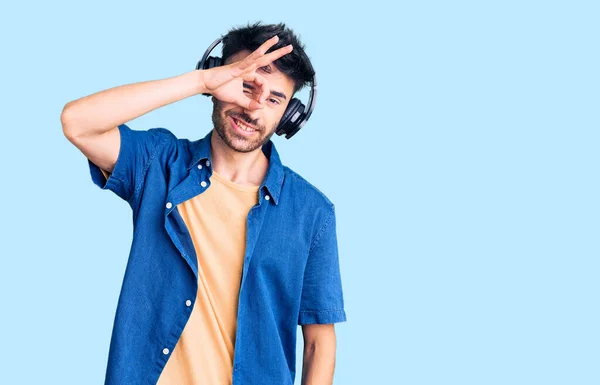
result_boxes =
[200,181,207,188]
[265,195,270,201]
[206,160,210,167]
[163,348,170,355]
[197,164,203,169]
[166,202,172,209]
[186,300,192,307]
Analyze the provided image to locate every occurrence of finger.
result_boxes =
[231,62,258,78]
[245,35,280,62]
[236,95,263,111]
[244,72,270,105]
[233,35,279,73]
[248,99,263,110]
[253,44,294,68]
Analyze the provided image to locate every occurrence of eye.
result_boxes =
[268,98,280,105]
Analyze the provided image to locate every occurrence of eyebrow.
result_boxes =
[243,82,288,101]
[270,90,287,101]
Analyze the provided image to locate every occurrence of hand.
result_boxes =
[199,35,293,110]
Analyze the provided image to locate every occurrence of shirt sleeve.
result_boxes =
[298,204,347,325]
[88,123,170,204]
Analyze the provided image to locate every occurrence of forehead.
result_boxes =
[226,49,295,97]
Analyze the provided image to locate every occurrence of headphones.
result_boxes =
[196,37,317,139]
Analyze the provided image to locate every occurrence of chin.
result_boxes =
[212,101,275,153]
[215,123,262,153]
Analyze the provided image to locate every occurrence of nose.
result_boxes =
[242,86,264,114]
[242,106,262,122]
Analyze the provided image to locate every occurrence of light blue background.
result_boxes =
[1,1,598,384]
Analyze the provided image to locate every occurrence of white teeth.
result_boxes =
[236,119,255,132]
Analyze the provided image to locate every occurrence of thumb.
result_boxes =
[236,95,263,111]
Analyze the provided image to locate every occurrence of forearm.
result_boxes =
[61,70,207,138]
[301,341,336,385]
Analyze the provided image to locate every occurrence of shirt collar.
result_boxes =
[186,130,284,204]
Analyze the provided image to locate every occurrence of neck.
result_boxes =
[209,131,269,187]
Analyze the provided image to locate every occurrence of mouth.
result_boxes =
[230,116,259,136]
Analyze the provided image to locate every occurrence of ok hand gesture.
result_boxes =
[199,35,293,110]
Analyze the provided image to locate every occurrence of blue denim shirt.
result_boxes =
[87,124,347,385]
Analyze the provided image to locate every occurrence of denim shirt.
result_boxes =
[87,124,347,385]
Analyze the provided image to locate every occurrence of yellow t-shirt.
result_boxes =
[156,169,259,385]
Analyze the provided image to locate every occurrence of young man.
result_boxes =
[62,22,346,385]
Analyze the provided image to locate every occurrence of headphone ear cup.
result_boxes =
[206,56,223,69]
[283,109,306,139]
[199,56,224,96]
[276,98,304,137]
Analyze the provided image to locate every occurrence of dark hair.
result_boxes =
[221,22,314,94]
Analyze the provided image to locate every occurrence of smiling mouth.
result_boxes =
[231,116,258,133]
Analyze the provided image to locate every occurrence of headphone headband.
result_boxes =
[196,36,317,139]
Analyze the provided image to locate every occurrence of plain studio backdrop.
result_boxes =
[0,1,598,384]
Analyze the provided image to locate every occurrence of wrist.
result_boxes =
[193,69,208,95]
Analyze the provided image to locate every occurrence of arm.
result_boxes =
[300,324,337,385]
[61,70,204,174]
[61,35,292,175]
[297,205,347,383]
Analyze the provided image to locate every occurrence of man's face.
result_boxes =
[212,50,295,153]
